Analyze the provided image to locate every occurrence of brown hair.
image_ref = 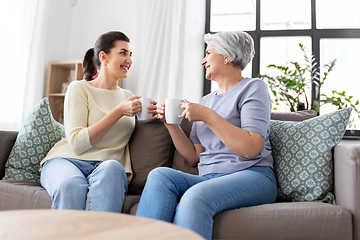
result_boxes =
[83,31,130,81]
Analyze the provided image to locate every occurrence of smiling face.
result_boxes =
[201,45,226,80]
[104,40,133,80]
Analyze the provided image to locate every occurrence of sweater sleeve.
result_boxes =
[63,81,92,155]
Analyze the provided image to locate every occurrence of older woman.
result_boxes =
[136,31,277,240]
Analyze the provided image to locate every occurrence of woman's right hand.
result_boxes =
[117,95,142,117]
[156,102,166,123]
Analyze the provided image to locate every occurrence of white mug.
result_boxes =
[165,98,184,125]
[137,98,153,122]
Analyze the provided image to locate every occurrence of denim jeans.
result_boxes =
[40,157,128,212]
[136,166,277,240]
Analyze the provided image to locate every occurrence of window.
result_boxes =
[316,0,360,29]
[260,0,311,30]
[210,0,256,31]
[205,0,360,131]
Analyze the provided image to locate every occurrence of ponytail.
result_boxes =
[83,48,98,81]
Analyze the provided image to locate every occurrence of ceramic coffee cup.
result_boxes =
[137,97,153,122]
[165,98,184,125]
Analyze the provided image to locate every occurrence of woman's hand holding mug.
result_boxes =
[181,99,210,122]
[157,98,184,125]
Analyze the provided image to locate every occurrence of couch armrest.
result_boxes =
[334,140,360,240]
[0,130,18,179]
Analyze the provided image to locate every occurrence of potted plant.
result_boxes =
[258,43,360,128]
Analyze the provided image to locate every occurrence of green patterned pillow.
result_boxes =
[269,108,352,203]
[3,98,65,182]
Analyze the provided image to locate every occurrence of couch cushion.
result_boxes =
[0,180,52,210]
[128,119,175,195]
[271,110,317,121]
[122,195,141,214]
[270,108,351,203]
[0,131,18,179]
[171,119,198,175]
[212,202,352,240]
[3,98,65,182]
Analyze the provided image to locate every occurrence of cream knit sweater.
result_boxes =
[40,80,135,182]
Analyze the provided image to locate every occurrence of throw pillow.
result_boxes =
[3,98,65,182]
[269,108,352,203]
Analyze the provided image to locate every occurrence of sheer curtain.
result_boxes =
[0,0,46,131]
[21,1,48,129]
[127,0,205,104]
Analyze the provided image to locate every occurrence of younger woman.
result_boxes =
[40,31,156,212]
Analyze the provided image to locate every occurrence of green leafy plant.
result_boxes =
[258,43,360,128]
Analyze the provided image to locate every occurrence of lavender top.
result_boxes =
[189,78,273,176]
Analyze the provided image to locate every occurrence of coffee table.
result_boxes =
[0,209,205,240]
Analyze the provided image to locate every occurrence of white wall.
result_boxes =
[67,0,138,60]
[67,0,140,96]
[25,0,74,101]
[44,1,73,62]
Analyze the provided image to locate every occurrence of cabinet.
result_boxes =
[46,60,83,123]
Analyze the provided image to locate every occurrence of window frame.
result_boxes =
[204,0,360,138]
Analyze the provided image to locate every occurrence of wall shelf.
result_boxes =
[46,60,83,123]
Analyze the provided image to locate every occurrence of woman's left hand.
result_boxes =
[181,99,212,122]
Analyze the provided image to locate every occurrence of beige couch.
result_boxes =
[0,112,359,240]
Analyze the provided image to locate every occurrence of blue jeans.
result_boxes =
[40,157,128,212]
[136,166,277,240]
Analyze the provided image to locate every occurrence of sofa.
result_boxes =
[0,110,359,240]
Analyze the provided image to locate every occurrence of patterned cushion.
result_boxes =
[269,108,352,203]
[3,98,65,182]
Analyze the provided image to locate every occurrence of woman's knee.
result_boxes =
[97,160,126,178]
[53,177,88,200]
[41,158,87,195]
[147,167,177,182]
[92,160,128,194]
[180,185,212,209]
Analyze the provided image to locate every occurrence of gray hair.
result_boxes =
[204,31,255,70]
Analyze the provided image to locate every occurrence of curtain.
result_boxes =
[0,1,37,130]
[0,0,47,131]
[127,0,205,104]
[21,0,48,128]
